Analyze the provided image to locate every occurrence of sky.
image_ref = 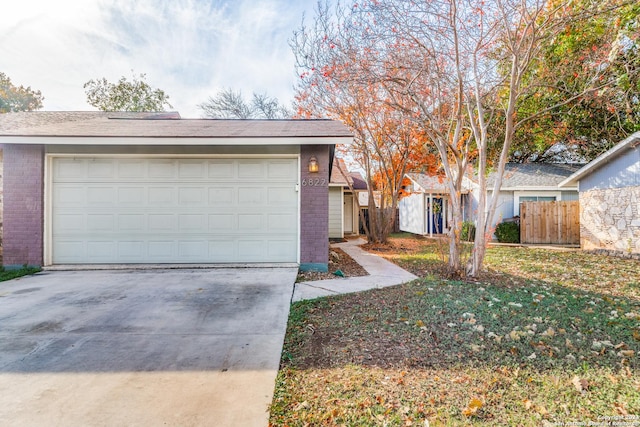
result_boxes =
[0,0,316,118]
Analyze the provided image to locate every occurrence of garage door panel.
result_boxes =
[208,240,237,261]
[118,187,146,204]
[178,214,206,230]
[88,160,115,178]
[118,160,146,179]
[238,214,263,230]
[268,240,297,260]
[86,241,115,260]
[208,188,234,204]
[55,186,86,206]
[268,160,297,179]
[148,241,174,258]
[208,161,235,179]
[118,241,144,258]
[87,214,115,231]
[268,187,297,205]
[238,187,264,204]
[238,240,266,259]
[87,187,116,205]
[149,187,175,204]
[54,241,86,262]
[55,159,86,179]
[268,213,296,230]
[178,241,208,258]
[51,157,298,264]
[149,214,175,231]
[118,214,146,231]
[238,161,264,179]
[148,160,176,178]
[179,187,206,205]
[178,160,206,178]
[56,214,86,231]
[208,214,235,231]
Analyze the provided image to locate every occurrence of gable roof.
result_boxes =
[0,111,353,145]
[559,131,640,187]
[488,163,583,190]
[405,172,475,194]
[330,156,367,189]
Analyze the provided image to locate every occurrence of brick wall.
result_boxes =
[300,145,329,271]
[0,148,3,256]
[3,144,44,266]
[580,186,640,254]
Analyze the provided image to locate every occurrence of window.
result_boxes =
[514,192,559,216]
[519,196,556,202]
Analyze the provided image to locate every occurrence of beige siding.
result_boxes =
[328,186,343,238]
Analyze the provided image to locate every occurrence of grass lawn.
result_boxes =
[270,235,640,426]
[0,266,42,282]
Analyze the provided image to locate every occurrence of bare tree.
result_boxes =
[295,0,628,276]
[199,88,292,119]
[291,3,428,243]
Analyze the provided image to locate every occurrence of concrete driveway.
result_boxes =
[0,267,297,427]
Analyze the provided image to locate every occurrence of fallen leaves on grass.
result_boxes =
[462,397,484,417]
[272,236,640,426]
[572,376,589,394]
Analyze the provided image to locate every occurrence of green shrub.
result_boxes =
[495,221,520,243]
[461,220,476,241]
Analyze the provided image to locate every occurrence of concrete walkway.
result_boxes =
[292,238,418,302]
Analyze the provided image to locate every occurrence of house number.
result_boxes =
[301,178,327,186]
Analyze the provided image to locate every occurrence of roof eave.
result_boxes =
[559,131,640,187]
[0,135,353,146]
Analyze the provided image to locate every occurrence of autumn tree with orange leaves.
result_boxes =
[292,7,438,243]
[292,0,631,276]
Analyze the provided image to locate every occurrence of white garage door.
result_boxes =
[51,157,298,264]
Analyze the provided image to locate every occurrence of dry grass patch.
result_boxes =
[271,235,640,426]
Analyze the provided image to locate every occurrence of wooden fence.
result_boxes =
[520,201,580,245]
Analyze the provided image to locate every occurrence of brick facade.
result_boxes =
[299,145,330,271]
[2,144,44,266]
[580,186,640,254]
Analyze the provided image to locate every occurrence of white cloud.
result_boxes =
[0,0,315,117]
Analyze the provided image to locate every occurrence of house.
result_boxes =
[486,163,582,228]
[0,111,353,271]
[328,157,366,238]
[399,173,476,236]
[559,131,640,255]
[399,163,582,236]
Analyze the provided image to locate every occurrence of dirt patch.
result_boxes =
[297,247,369,282]
[362,234,431,254]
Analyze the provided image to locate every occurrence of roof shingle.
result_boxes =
[488,163,584,188]
[0,111,353,138]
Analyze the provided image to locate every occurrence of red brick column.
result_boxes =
[3,144,44,267]
[299,145,329,271]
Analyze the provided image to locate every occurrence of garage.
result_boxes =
[50,156,299,264]
[1,112,353,270]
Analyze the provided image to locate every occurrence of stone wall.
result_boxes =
[580,186,640,254]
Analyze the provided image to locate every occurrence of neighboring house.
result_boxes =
[328,157,366,238]
[399,173,476,236]
[0,111,353,271]
[560,131,640,254]
[486,163,582,229]
[399,163,582,236]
